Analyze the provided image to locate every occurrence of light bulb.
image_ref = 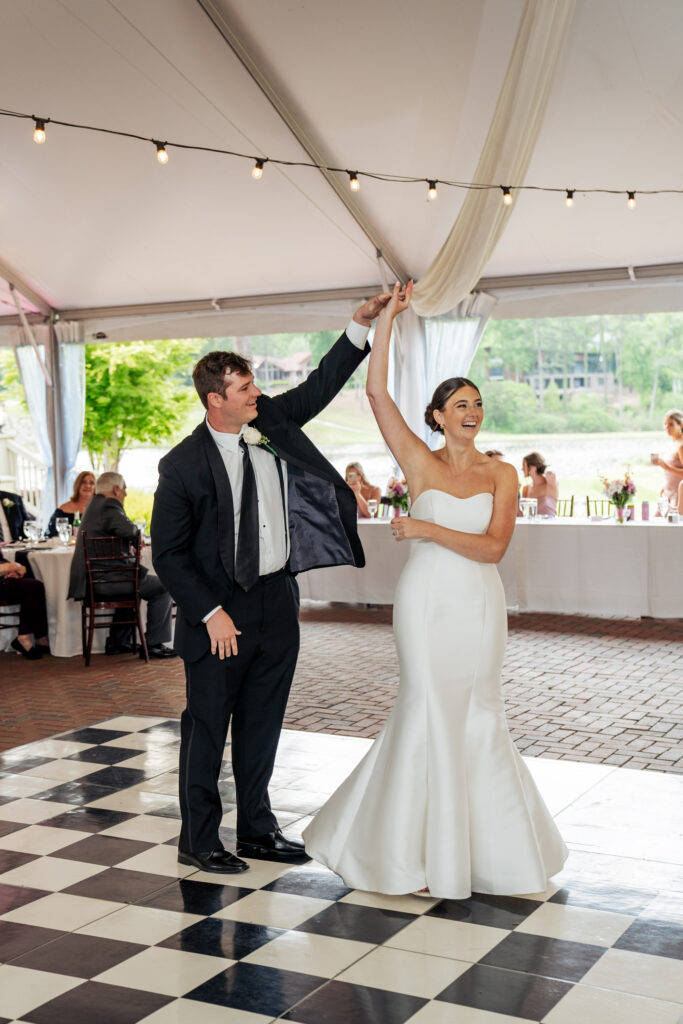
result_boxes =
[565,189,574,207]
[252,159,264,180]
[156,142,168,165]
[33,118,46,144]
[502,186,512,205]
[349,172,360,192]
[427,180,438,201]
[627,191,636,209]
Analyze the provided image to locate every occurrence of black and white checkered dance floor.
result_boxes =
[0,718,681,1023]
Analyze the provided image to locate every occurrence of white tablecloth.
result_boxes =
[298,518,683,619]
[1,545,153,658]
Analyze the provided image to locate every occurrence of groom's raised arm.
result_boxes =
[272,293,390,427]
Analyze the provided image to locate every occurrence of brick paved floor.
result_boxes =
[1,604,681,772]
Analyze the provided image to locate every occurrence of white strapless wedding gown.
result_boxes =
[303,490,568,898]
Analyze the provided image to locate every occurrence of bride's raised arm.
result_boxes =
[366,282,429,478]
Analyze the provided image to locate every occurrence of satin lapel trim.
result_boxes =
[201,424,235,579]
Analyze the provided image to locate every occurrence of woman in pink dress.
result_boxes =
[652,409,683,513]
[521,452,558,516]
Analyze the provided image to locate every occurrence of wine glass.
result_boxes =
[657,498,669,518]
[366,499,378,518]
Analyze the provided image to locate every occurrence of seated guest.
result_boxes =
[651,409,683,513]
[0,554,49,659]
[67,471,177,659]
[0,489,34,543]
[521,452,558,516]
[46,470,96,537]
[345,462,381,517]
[485,449,504,461]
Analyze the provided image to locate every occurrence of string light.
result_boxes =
[2,108,679,210]
[32,117,46,144]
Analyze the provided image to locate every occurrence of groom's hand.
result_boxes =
[206,609,242,659]
[353,292,392,327]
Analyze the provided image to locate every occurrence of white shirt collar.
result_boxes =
[206,415,244,453]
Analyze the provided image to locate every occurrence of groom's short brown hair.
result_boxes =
[193,351,253,409]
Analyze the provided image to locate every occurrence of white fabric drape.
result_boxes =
[15,337,54,525]
[412,0,576,317]
[55,321,86,500]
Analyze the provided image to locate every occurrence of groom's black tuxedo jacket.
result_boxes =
[0,489,33,542]
[151,331,367,662]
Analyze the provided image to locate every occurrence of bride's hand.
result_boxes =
[381,280,414,321]
[391,515,423,541]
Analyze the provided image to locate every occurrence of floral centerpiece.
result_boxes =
[599,469,636,521]
[387,478,410,514]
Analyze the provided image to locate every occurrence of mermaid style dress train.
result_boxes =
[303,490,568,899]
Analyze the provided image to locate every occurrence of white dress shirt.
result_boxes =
[206,418,289,577]
[203,318,369,621]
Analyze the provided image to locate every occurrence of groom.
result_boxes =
[151,293,389,874]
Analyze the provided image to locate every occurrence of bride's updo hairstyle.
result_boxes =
[424,377,481,434]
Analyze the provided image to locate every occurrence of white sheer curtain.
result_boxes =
[15,334,54,525]
[55,321,86,499]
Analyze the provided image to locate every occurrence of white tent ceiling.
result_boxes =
[1,0,683,343]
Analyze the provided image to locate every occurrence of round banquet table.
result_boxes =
[297,517,683,619]
[1,543,153,658]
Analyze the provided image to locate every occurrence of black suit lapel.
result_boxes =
[200,425,235,581]
[8,506,21,541]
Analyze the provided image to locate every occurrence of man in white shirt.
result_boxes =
[152,293,389,874]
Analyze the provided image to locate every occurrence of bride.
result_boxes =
[303,282,567,899]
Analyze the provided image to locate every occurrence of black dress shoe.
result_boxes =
[236,829,310,863]
[142,644,178,659]
[11,638,43,660]
[104,638,135,655]
[177,848,249,873]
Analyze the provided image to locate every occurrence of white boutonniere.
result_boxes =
[242,426,277,454]
[2,498,15,509]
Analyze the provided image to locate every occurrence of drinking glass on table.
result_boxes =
[55,518,71,545]
[657,497,670,518]
[366,499,378,518]
[24,522,40,546]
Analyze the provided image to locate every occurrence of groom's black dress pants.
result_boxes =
[178,570,300,853]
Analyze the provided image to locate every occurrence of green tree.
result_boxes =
[474,319,537,382]
[84,340,199,471]
[479,380,538,431]
[566,392,619,432]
